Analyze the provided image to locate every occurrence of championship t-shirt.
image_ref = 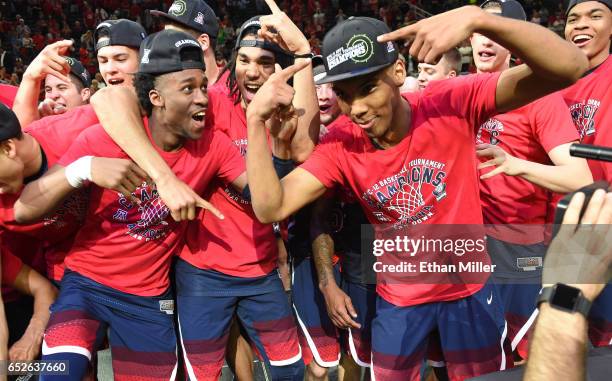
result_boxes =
[179,83,277,278]
[560,55,612,181]
[301,72,501,307]
[0,105,99,280]
[0,84,18,107]
[58,120,245,296]
[477,93,579,244]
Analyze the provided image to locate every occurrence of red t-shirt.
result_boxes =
[58,121,244,296]
[178,82,277,278]
[560,55,612,181]
[0,85,18,108]
[0,105,99,280]
[477,93,579,243]
[300,73,501,307]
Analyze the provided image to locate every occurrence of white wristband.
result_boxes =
[65,156,93,188]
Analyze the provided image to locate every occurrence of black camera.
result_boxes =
[552,144,612,237]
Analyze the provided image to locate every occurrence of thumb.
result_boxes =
[52,39,74,54]
[196,195,225,220]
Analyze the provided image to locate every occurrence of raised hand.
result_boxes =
[377,6,485,64]
[258,0,310,54]
[23,40,73,83]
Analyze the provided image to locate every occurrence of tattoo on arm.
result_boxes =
[313,233,335,288]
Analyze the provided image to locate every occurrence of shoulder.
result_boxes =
[25,105,98,135]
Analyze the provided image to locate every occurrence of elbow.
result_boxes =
[290,143,315,164]
[13,204,32,225]
[561,52,589,86]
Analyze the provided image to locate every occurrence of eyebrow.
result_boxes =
[568,7,606,18]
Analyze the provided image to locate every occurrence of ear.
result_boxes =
[197,34,210,52]
[149,88,163,108]
[448,70,457,78]
[81,87,91,102]
[390,58,407,87]
[0,139,18,159]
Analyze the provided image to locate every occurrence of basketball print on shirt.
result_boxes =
[476,118,504,145]
[112,182,171,241]
[43,190,89,228]
[568,98,601,139]
[361,158,448,228]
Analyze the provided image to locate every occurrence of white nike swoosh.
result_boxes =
[487,292,493,305]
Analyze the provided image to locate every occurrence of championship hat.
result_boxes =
[566,0,612,15]
[0,103,21,141]
[150,0,219,38]
[94,19,147,52]
[480,0,527,21]
[234,16,294,68]
[138,29,205,75]
[64,57,92,88]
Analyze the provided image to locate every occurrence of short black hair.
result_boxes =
[134,72,157,116]
[69,73,86,92]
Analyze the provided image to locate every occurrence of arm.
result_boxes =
[0,265,8,368]
[311,196,360,329]
[15,158,147,224]
[9,265,58,361]
[12,40,73,127]
[525,190,612,381]
[246,61,327,223]
[259,0,320,162]
[478,142,593,193]
[90,86,221,221]
[378,6,588,112]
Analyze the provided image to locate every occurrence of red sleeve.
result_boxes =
[211,130,246,184]
[299,129,343,189]
[1,249,24,286]
[426,72,501,130]
[57,124,123,167]
[530,93,580,152]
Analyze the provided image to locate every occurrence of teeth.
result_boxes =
[573,34,592,42]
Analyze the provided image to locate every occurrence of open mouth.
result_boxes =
[107,78,125,86]
[192,110,206,122]
[319,104,331,113]
[244,84,261,95]
[478,50,496,61]
[572,34,593,47]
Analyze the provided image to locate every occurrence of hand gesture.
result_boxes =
[154,173,224,222]
[247,60,310,123]
[377,6,485,63]
[258,0,310,54]
[477,143,524,179]
[90,157,148,200]
[544,190,612,301]
[23,40,73,82]
[38,98,67,117]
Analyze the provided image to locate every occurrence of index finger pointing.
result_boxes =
[264,0,283,14]
[377,24,418,43]
[278,59,310,81]
[196,196,225,220]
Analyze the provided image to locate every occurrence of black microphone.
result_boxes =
[569,144,612,163]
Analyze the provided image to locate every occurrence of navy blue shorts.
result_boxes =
[42,270,177,380]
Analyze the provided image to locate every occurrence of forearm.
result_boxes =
[518,160,593,193]
[475,11,587,83]
[14,166,75,223]
[524,304,587,381]
[246,116,285,222]
[290,57,319,163]
[312,233,337,290]
[12,73,42,127]
[91,87,174,182]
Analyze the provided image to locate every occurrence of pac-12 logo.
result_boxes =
[476,118,504,145]
[569,99,600,139]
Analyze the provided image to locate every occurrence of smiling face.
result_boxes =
[234,35,276,108]
[97,43,139,87]
[152,69,209,140]
[44,74,90,111]
[565,1,612,68]
[471,5,511,73]
[332,61,405,141]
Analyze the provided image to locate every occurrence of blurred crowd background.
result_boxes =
[0,0,567,92]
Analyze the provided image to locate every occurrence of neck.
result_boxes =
[589,50,610,69]
[204,51,220,84]
[477,62,509,74]
[18,134,42,178]
[150,111,184,152]
[372,97,411,149]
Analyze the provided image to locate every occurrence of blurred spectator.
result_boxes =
[0,45,15,74]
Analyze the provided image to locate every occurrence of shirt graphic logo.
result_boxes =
[362,159,448,227]
[476,118,504,145]
[113,183,172,241]
[569,99,600,139]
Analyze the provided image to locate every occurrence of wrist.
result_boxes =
[65,156,93,188]
[294,45,312,56]
[470,6,491,34]
[319,279,339,293]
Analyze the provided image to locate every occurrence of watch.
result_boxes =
[537,283,592,317]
